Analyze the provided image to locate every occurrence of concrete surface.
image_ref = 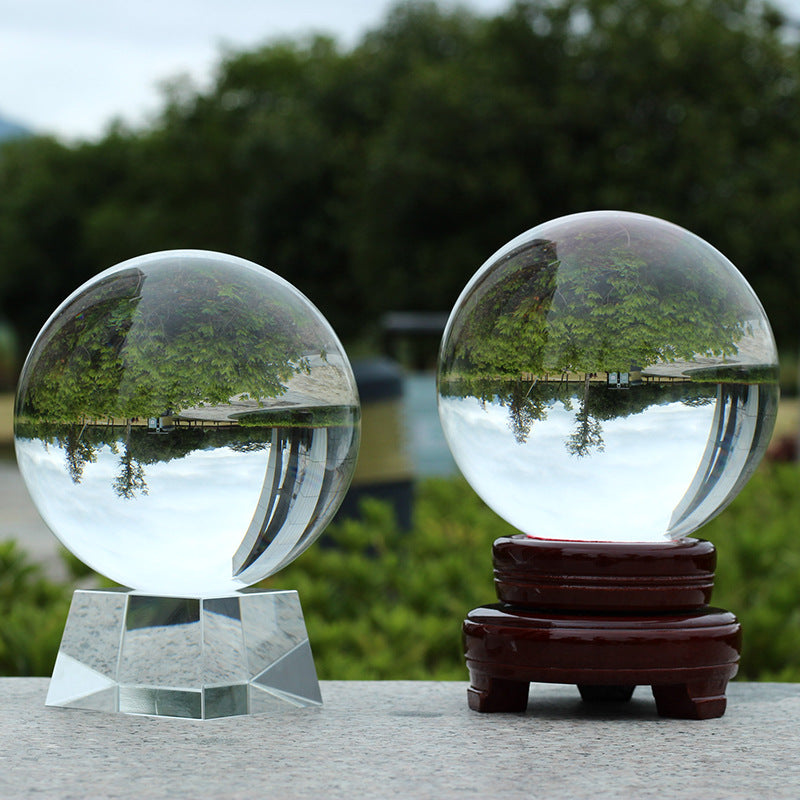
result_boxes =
[0,679,798,799]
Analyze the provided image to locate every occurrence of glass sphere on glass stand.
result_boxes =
[438,211,778,718]
[15,250,360,718]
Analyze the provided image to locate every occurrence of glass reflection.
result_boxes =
[439,377,776,542]
[14,251,360,594]
[437,212,779,542]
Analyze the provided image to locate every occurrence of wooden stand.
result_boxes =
[463,536,741,719]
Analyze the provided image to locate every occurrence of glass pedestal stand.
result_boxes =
[464,536,741,720]
[46,588,322,719]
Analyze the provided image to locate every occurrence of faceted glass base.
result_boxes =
[46,588,322,719]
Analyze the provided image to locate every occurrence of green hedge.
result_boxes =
[2,467,799,681]
[263,478,506,679]
[265,466,800,682]
[705,463,800,681]
[0,541,71,676]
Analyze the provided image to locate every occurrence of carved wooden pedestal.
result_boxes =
[463,536,741,719]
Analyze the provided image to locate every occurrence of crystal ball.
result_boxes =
[438,211,778,543]
[14,250,360,595]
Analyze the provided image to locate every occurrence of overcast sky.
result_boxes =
[439,393,716,542]
[0,0,509,140]
[3,0,800,142]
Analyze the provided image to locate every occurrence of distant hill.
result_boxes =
[0,114,30,141]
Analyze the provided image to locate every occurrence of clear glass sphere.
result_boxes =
[438,211,778,543]
[14,250,360,595]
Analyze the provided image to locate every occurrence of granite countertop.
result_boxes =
[1,679,798,799]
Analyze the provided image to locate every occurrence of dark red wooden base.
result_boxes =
[463,536,741,719]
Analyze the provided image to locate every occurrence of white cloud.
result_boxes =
[0,0,513,139]
[439,393,716,542]
[16,434,268,593]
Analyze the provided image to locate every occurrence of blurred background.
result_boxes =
[1,0,800,682]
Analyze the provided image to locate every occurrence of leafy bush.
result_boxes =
[705,462,800,681]
[263,477,508,679]
[267,467,800,682]
[0,541,71,676]
[1,469,799,681]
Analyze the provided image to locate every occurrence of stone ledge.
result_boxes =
[0,679,798,799]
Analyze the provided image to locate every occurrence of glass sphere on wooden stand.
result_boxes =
[438,211,778,718]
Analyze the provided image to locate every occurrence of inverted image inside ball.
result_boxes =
[14,250,361,596]
[437,211,778,543]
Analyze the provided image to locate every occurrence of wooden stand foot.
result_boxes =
[578,685,635,703]
[651,680,729,720]
[467,673,529,712]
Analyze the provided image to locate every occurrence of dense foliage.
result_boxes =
[1,0,800,375]
[709,462,800,680]
[269,467,800,682]
[3,468,799,682]
[442,217,757,381]
[0,541,71,676]
[16,263,313,422]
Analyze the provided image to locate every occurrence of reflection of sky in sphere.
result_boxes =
[439,395,716,542]
[13,250,362,596]
[16,437,266,595]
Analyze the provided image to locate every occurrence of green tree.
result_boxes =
[2,0,800,357]
[442,214,759,382]
[16,262,311,424]
[565,374,606,457]
[113,435,148,500]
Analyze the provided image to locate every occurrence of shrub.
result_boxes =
[263,477,510,679]
[2,468,799,682]
[268,466,800,682]
[705,462,800,681]
[0,541,71,676]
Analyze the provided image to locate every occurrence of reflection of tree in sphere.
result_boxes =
[438,211,778,543]
[14,251,360,595]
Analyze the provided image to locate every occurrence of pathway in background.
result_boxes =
[0,461,66,578]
